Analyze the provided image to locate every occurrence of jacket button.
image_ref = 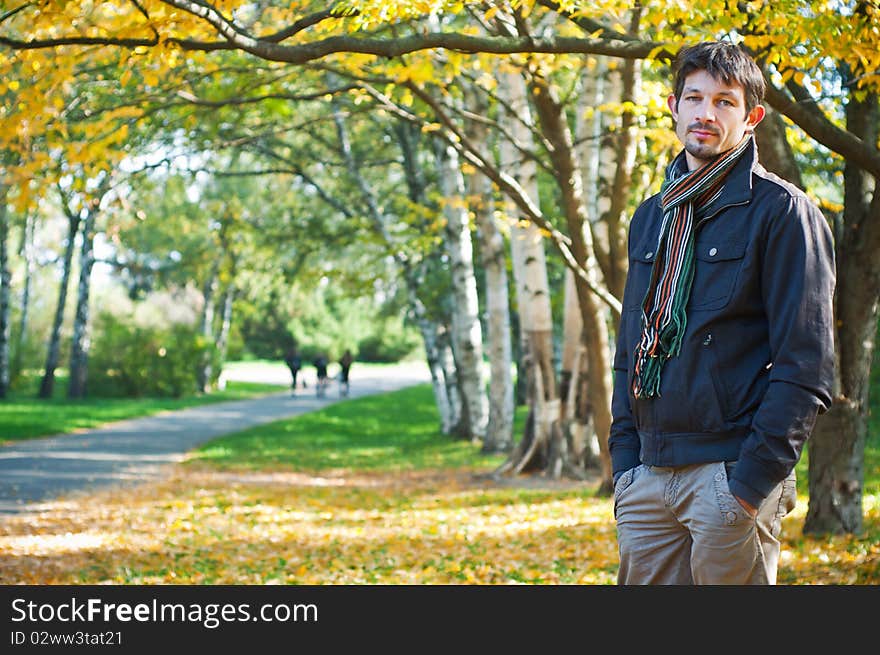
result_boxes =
[645,251,653,259]
[726,511,736,522]
[709,247,718,256]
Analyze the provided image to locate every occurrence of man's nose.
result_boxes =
[695,100,716,122]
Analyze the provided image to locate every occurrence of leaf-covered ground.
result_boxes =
[1,463,877,585]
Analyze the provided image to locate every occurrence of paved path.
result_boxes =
[0,363,431,514]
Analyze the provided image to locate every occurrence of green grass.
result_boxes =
[190,384,514,473]
[0,373,283,443]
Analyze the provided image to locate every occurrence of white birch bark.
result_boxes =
[463,88,515,453]
[0,184,10,397]
[434,140,488,440]
[493,70,560,475]
[471,173,514,452]
[196,261,219,392]
[411,294,456,433]
[332,104,459,434]
[12,211,35,379]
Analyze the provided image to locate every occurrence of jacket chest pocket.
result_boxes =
[622,249,658,311]
[688,239,746,311]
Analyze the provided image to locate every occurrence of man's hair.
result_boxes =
[672,41,766,114]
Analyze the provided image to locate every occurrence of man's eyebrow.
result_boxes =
[683,86,740,98]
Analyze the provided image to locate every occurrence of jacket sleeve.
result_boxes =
[727,194,836,508]
[610,326,641,483]
[609,215,645,483]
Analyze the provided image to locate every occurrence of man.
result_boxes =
[339,349,353,397]
[609,41,835,585]
[284,346,301,397]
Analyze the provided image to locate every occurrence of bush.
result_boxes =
[356,326,422,362]
[88,313,218,397]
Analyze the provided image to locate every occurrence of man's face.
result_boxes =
[667,69,765,171]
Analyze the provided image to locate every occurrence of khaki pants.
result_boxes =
[614,461,797,585]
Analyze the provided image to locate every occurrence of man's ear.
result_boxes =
[667,94,678,120]
[746,104,766,132]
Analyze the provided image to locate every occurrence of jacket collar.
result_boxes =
[667,135,757,216]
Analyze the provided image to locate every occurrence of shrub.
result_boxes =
[88,313,218,397]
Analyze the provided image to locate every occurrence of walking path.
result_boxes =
[0,362,431,515]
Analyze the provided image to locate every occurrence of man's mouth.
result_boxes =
[689,125,719,138]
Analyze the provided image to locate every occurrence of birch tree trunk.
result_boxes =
[560,269,599,468]
[472,176,515,453]
[434,140,488,440]
[601,48,641,305]
[576,56,610,275]
[392,120,459,433]
[529,70,615,490]
[67,204,97,398]
[333,105,459,433]
[0,185,10,398]
[566,55,611,468]
[464,87,515,453]
[39,205,80,399]
[493,71,562,477]
[413,296,457,433]
[12,211,35,380]
[196,262,219,393]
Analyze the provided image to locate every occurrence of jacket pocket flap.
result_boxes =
[694,240,746,262]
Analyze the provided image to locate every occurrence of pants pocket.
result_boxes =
[714,461,752,526]
[770,470,797,537]
[613,465,640,520]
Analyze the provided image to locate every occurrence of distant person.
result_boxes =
[313,355,329,398]
[339,349,353,397]
[283,347,302,396]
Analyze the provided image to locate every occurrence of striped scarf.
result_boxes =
[631,135,752,399]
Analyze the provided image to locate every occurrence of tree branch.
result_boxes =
[0,2,33,24]
[763,77,880,178]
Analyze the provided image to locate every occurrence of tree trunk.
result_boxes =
[472,178,515,452]
[0,185,10,398]
[493,70,563,478]
[806,397,867,534]
[576,56,610,277]
[601,47,641,305]
[464,88,515,454]
[215,283,235,364]
[495,218,559,477]
[434,139,488,440]
[804,82,879,535]
[529,71,615,490]
[67,206,96,398]
[196,263,219,393]
[39,208,80,399]
[560,269,599,469]
[436,326,464,434]
[753,105,804,189]
[12,211,35,381]
[335,107,459,435]
[393,122,461,434]
[415,299,457,434]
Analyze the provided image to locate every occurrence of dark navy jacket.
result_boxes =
[609,140,835,508]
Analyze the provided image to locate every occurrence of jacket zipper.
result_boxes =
[695,199,750,231]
